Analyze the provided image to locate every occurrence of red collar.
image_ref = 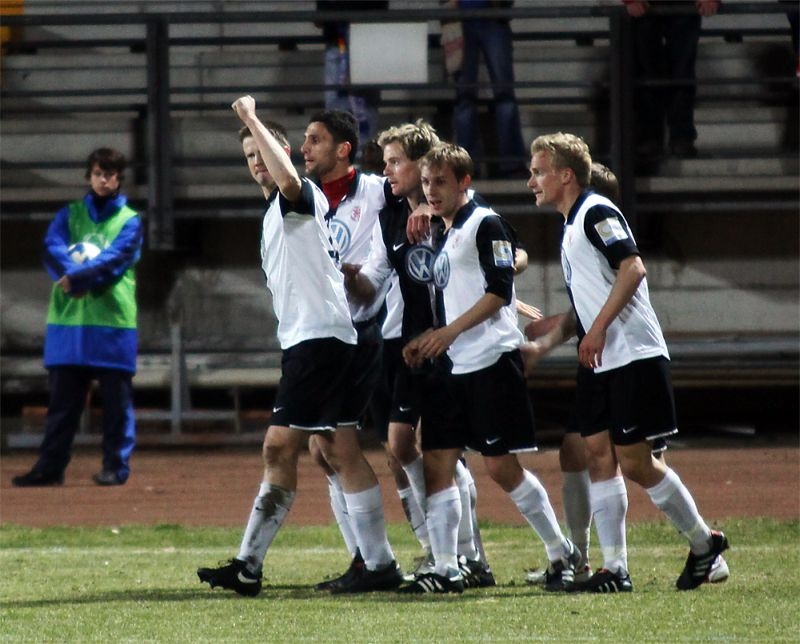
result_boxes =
[322,168,356,209]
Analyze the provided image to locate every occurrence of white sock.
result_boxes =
[509,470,567,562]
[344,486,395,570]
[237,481,295,574]
[402,456,428,515]
[398,485,430,551]
[327,475,359,557]
[590,476,628,574]
[563,470,592,566]
[646,467,711,554]
[455,461,480,561]
[426,486,461,577]
[467,471,489,564]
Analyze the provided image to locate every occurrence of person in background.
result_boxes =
[315,0,388,148]
[12,147,142,488]
[624,0,721,159]
[445,0,528,178]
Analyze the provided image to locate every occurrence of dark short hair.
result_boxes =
[84,147,126,181]
[308,110,359,164]
[238,121,290,149]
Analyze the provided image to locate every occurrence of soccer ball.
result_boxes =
[67,242,102,264]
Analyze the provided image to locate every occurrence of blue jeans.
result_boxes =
[453,19,526,174]
[35,366,136,481]
[323,42,380,145]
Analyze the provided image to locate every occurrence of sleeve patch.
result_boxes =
[594,217,629,246]
[492,240,514,267]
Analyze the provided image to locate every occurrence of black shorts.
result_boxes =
[338,318,383,427]
[573,356,678,446]
[272,338,356,431]
[369,338,423,441]
[420,350,537,457]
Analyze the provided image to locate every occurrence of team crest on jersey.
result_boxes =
[492,240,513,267]
[329,219,351,255]
[405,246,435,284]
[432,251,450,289]
[594,217,629,246]
[351,206,361,222]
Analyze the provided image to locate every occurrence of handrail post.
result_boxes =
[608,7,637,230]
[145,15,174,250]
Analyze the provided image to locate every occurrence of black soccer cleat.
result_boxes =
[197,558,262,597]
[314,550,364,592]
[570,567,634,593]
[543,539,581,592]
[12,469,64,487]
[329,559,403,594]
[458,555,496,588]
[676,530,730,591]
[398,571,465,595]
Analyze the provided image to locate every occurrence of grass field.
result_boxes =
[1,518,798,642]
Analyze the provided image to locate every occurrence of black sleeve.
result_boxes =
[583,204,639,269]
[475,215,515,305]
[278,178,316,217]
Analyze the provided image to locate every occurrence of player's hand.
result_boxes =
[578,326,606,370]
[695,0,720,17]
[519,341,545,376]
[402,332,428,369]
[517,300,543,321]
[232,95,256,121]
[406,205,432,244]
[624,0,649,18]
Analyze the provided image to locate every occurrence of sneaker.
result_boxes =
[92,470,125,486]
[708,554,730,584]
[197,558,262,597]
[12,469,64,487]
[403,551,435,583]
[676,531,730,591]
[458,555,496,588]
[527,562,591,586]
[329,560,403,594]
[543,539,581,592]
[571,567,634,593]
[314,550,364,591]
[397,571,465,594]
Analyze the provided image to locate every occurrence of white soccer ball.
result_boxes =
[67,242,102,264]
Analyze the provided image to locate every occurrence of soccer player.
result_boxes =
[525,132,729,592]
[398,143,579,594]
[344,120,495,587]
[297,109,404,593]
[196,96,401,597]
[523,162,728,587]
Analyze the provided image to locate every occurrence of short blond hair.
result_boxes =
[377,119,440,162]
[530,132,592,187]
[590,162,620,204]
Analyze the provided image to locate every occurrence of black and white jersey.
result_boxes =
[561,190,669,372]
[260,178,357,350]
[325,171,389,323]
[431,200,523,374]
[358,194,438,343]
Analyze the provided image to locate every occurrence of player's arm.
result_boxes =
[519,310,577,375]
[404,292,506,366]
[231,95,302,202]
[405,203,432,243]
[580,254,645,369]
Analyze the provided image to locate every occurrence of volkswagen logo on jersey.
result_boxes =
[405,246,436,284]
[432,251,451,289]
[329,219,351,256]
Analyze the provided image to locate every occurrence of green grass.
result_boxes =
[1,518,798,642]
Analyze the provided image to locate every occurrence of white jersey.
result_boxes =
[432,201,523,374]
[561,190,669,373]
[327,171,389,323]
[260,178,357,350]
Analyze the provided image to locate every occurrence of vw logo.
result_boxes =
[329,219,351,255]
[432,251,450,289]
[405,246,435,284]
